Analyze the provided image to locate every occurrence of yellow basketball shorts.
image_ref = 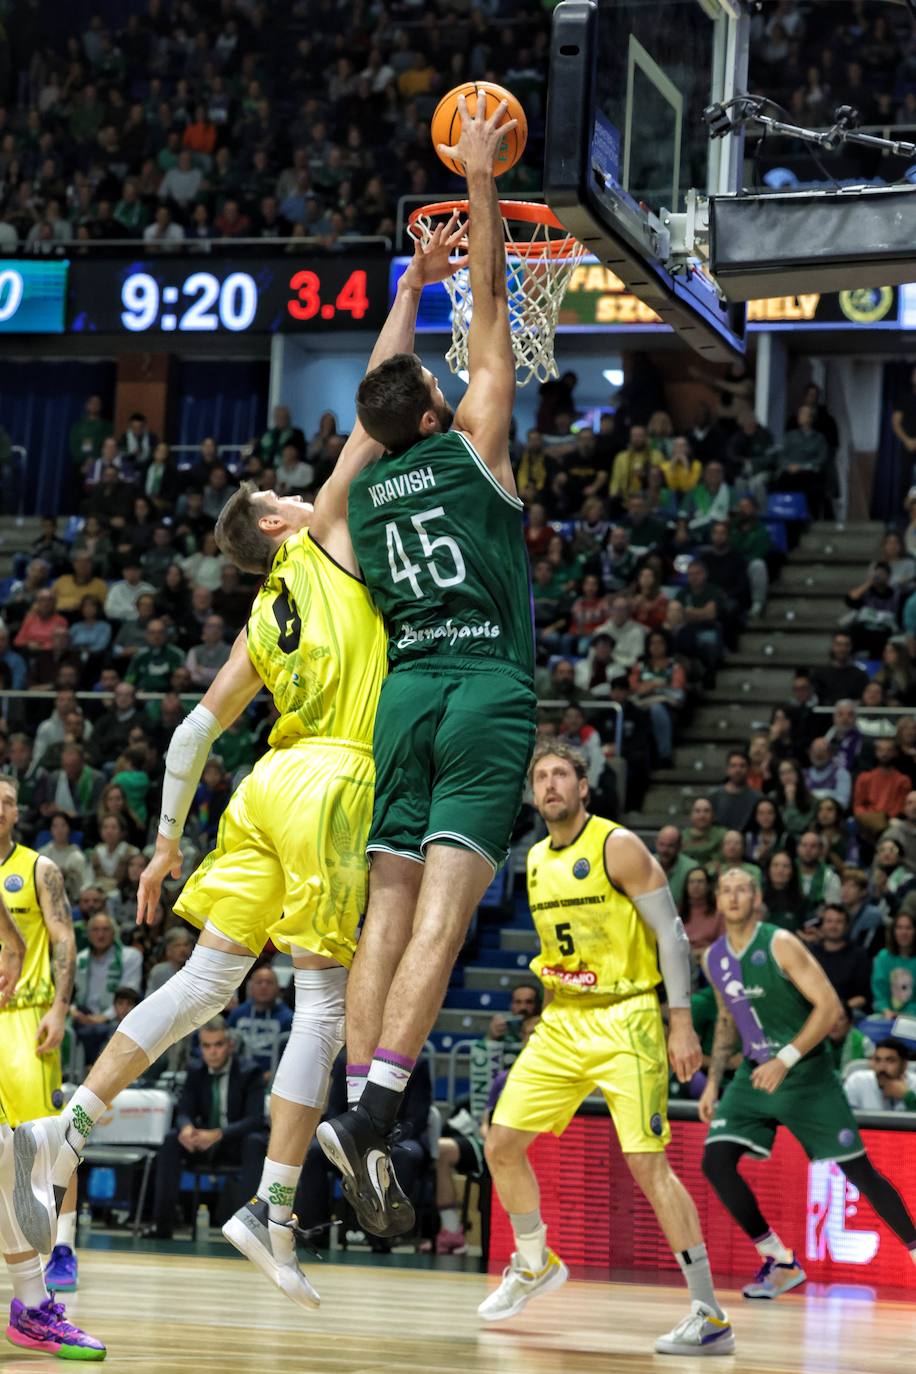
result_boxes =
[492,990,671,1153]
[174,737,375,963]
[0,1008,63,1127]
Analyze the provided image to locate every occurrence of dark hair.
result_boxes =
[821,903,848,925]
[749,796,784,833]
[214,480,275,574]
[355,352,432,451]
[727,749,750,764]
[877,1036,911,1063]
[113,984,142,1008]
[679,865,715,920]
[774,759,813,813]
[513,980,544,1012]
[888,909,916,955]
[762,849,802,913]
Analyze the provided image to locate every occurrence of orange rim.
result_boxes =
[408,199,582,259]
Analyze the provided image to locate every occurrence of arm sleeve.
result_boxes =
[158,704,223,840]
[631,885,692,1009]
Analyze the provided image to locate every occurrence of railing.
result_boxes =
[537,697,623,754]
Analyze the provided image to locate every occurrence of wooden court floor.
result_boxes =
[1,1248,912,1373]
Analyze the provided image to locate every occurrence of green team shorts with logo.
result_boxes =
[367,661,536,873]
[706,1054,865,1162]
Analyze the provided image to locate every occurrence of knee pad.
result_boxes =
[271,966,347,1109]
[0,1124,27,1254]
[118,944,255,1062]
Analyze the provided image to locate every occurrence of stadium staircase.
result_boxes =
[433,518,886,1100]
[0,514,885,1100]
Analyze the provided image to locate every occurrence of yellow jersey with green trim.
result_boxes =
[0,843,51,1012]
[246,529,386,749]
[526,815,660,1001]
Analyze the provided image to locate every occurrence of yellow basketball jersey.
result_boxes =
[526,815,660,1002]
[0,844,51,1012]
[246,530,386,749]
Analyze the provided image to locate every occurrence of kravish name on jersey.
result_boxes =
[367,465,436,508]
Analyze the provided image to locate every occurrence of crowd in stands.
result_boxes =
[0,0,548,253]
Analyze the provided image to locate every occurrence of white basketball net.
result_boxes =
[409,203,586,387]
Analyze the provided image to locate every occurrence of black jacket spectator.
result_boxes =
[813,633,869,706]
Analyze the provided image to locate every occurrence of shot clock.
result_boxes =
[68,258,388,334]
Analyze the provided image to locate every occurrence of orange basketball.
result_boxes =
[431,81,527,177]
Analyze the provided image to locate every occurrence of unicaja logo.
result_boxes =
[805,1161,879,1265]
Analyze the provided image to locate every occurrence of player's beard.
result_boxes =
[434,398,454,431]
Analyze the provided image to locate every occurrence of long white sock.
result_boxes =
[257,1158,301,1225]
[676,1243,725,1319]
[8,1254,48,1308]
[509,1209,548,1271]
[755,1229,793,1263]
[56,1210,77,1250]
[62,1087,107,1160]
[440,1207,461,1232]
[51,1087,106,1191]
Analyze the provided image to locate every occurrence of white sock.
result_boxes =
[440,1207,461,1232]
[755,1230,793,1264]
[64,1087,107,1155]
[366,1050,414,1093]
[8,1254,48,1308]
[346,1064,369,1107]
[510,1210,548,1272]
[56,1210,77,1250]
[257,1158,301,1225]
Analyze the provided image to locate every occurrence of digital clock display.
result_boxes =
[0,261,68,333]
[68,258,387,334]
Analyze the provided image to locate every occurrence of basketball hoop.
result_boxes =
[408,200,586,386]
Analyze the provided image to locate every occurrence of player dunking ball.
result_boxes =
[316,94,538,1235]
[700,868,916,1297]
[479,744,735,1356]
[0,902,104,1359]
[10,223,465,1304]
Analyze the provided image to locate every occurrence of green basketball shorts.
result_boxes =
[705,1055,865,1162]
[366,660,537,872]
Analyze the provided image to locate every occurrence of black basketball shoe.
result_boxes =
[316,1106,415,1238]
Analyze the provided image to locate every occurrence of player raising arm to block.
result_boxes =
[700,868,916,1299]
[318,92,538,1238]
[10,222,465,1311]
[478,743,735,1357]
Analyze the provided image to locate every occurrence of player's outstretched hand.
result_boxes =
[137,838,183,926]
[404,208,468,288]
[697,1082,718,1124]
[437,89,518,178]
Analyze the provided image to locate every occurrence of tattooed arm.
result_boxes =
[35,856,76,1055]
[698,964,741,1124]
[0,898,25,1009]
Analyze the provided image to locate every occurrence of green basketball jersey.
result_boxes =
[348,429,534,677]
[708,922,826,1065]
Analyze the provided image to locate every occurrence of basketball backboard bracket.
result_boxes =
[544,0,750,359]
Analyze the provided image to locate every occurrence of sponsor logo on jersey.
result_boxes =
[396,617,501,650]
[837,1127,856,1148]
[650,1113,663,1137]
[366,465,436,508]
[540,964,598,988]
[572,858,590,880]
[723,977,764,1000]
[750,948,767,966]
[3,874,23,893]
[711,1117,727,1128]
